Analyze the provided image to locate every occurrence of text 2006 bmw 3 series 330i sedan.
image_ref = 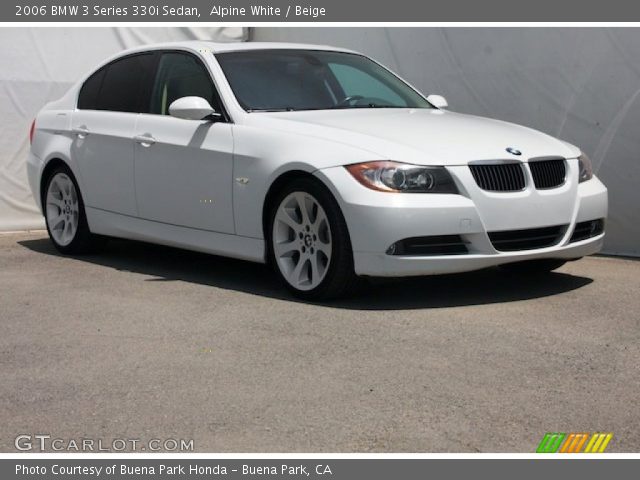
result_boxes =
[27,41,608,299]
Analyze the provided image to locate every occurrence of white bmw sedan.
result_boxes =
[27,42,607,299]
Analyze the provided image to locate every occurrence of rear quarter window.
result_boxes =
[77,67,105,110]
[78,53,155,113]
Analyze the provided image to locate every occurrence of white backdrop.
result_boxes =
[1,28,638,256]
[253,28,640,256]
[0,27,246,231]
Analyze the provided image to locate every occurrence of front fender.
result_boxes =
[231,124,377,239]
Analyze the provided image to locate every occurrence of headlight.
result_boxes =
[345,161,458,193]
[578,153,593,183]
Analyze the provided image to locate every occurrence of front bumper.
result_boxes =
[315,163,608,277]
[352,236,603,277]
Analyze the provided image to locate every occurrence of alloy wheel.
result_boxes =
[272,192,332,291]
[46,173,80,246]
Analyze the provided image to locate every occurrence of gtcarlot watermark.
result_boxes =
[14,434,194,452]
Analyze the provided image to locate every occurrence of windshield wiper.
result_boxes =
[247,107,297,112]
[248,105,410,112]
[367,105,405,108]
[330,104,404,110]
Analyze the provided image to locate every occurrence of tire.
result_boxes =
[43,165,105,254]
[499,258,568,274]
[267,177,359,300]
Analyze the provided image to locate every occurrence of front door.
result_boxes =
[133,51,235,234]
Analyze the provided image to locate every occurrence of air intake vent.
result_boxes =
[387,235,468,256]
[470,163,525,192]
[488,225,568,252]
[529,158,566,189]
[570,219,604,243]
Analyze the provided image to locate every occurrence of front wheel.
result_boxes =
[268,178,359,300]
[499,258,568,274]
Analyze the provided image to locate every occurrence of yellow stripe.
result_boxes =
[591,433,606,453]
[584,433,599,453]
[560,434,575,453]
[597,433,613,453]
[573,433,589,453]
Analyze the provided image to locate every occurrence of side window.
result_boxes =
[150,52,220,115]
[95,54,155,113]
[77,67,106,110]
[328,63,406,106]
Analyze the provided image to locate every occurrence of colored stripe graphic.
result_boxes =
[559,433,589,453]
[572,433,590,453]
[560,433,578,453]
[537,432,613,453]
[536,433,566,453]
[584,433,613,453]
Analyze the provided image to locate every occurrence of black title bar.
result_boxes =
[5,0,640,22]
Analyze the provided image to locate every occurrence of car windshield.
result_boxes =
[215,49,433,112]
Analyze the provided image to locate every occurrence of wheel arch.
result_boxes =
[40,157,74,210]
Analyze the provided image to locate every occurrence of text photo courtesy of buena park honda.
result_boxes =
[1,27,639,454]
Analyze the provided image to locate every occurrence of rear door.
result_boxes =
[71,53,156,216]
[133,51,235,233]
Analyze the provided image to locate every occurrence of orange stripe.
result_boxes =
[567,434,581,453]
[560,434,576,453]
[572,433,589,453]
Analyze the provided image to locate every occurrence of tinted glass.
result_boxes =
[96,54,154,113]
[215,50,432,111]
[150,52,219,115]
[77,67,105,110]
[328,63,405,106]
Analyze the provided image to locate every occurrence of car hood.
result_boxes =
[247,108,580,166]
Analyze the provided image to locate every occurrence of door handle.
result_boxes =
[134,134,156,147]
[72,126,90,138]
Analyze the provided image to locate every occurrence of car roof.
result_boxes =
[115,41,359,56]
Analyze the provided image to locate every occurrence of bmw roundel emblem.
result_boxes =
[506,147,522,156]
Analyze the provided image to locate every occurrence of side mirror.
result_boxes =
[169,96,220,121]
[427,94,448,109]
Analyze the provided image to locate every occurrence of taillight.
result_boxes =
[29,119,36,145]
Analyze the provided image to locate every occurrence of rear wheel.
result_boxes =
[43,165,104,254]
[499,258,568,274]
[268,178,359,300]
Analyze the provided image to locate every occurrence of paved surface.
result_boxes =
[1,231,639,452]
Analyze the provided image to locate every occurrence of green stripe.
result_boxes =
[536,433,553,453]
[537,433,566,453]
[548,433,566,452]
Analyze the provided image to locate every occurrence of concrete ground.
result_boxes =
[1,231,638,453]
